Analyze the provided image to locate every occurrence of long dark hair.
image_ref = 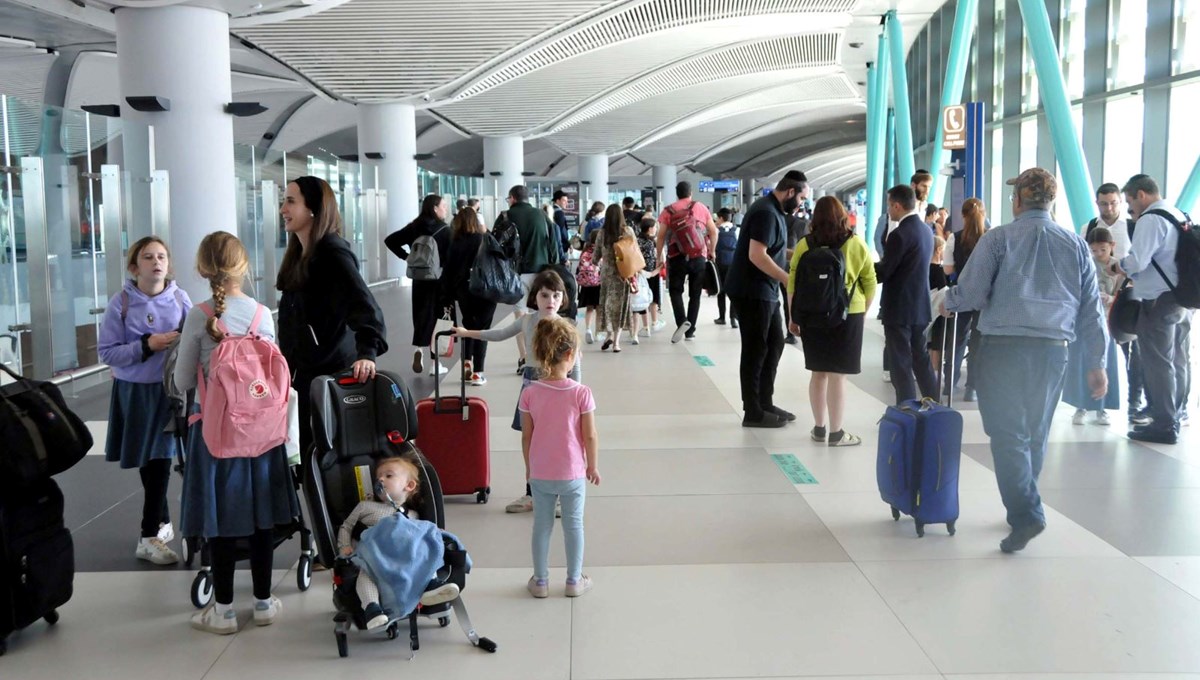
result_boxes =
[418,194,444,223]
[276,176,344,291]
[602,203,625,244]
[808,196,852,248]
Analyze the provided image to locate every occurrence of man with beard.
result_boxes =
[725,170,808,428]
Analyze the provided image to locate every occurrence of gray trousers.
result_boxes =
[1136,292,1191,431]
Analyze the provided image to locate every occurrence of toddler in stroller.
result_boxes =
[304,369,496,658]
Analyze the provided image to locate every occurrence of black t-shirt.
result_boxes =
[725,194,787,301]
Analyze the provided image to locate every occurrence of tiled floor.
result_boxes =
[6,284,1200,679]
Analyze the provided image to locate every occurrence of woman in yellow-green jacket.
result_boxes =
[787,196,877,446]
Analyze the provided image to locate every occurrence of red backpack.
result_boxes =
[665,201,707,259]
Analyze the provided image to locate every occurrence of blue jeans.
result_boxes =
[975,336,1069,530]
[530,478,586,581]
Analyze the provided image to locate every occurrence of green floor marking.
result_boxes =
[771,454,818,485]
[693,355,714,367]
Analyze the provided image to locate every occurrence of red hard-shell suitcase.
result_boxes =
[416,331,491,503]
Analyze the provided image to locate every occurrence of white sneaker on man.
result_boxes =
[135,537,179,565]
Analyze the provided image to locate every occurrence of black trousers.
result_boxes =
[732,296,785,419]
[884,323,939,404]
[458,295,498,372]
[211,529,275,605]
[1121,340,1146,409]
[667,255,705,330]
[139,459,172,538]
[411,280,442,347]
[716,263,737,322]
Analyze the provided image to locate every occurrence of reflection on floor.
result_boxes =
[8,284,1200,679]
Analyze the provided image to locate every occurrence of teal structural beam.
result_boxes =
[865,26,890,249]
[865,62,880,236]
[929,0,980,203]
[1179,155,1200,214]
[885,108,896,191]
[1016,0,1095,229]
[885,10,916,183]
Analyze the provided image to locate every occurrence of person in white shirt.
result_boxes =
[1085,183,1132,259]
[874,170,933,255]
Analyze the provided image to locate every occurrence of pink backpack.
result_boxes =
[577,248,601,287]
[188,303,290,458]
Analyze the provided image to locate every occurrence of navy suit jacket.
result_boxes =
[877,213,934,326]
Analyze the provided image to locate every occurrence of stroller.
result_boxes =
[304,370,496,658]
[162,343,314,609]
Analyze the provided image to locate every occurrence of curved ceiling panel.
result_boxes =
[269,96,357,152]
[635,104,831,166]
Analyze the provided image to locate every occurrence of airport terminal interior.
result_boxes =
[4,0,1200,678]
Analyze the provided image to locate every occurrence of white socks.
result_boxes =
[215,602,233,617]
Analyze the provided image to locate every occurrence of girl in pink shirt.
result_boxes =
[518,317,601,598]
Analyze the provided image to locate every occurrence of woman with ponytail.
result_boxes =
[385,193,452,376]
[940,198,988,401]
[175,231,300,635]
[277,176,388,464]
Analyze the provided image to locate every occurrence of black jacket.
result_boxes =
[440,231,485,304]
[277,234,388,378]
[384,215,451,266]
[878,214,934,326]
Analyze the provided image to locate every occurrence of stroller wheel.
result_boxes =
[191,571,214,609]
[386,622,399,640]
[438,616,450,628]
[336,631,349,658]
[297,555,313,592]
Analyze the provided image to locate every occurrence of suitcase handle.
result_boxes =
[432,330,468,420]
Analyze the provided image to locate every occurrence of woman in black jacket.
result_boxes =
[277,175,388,464]
[385,194,451,376]
[440,206,495,386]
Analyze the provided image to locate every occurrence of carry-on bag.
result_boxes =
[876,313,962,537]
[415,332,491,503]
[0,479,73,656]
[0,364,92,490]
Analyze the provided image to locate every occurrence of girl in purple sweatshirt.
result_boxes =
[98,236,192,566]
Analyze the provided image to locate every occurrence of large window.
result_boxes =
[1022,38,1040,112]
[990,127,1005,215]
[993,2,1005,121]
[1173,0,1200,74]
[1020,117,1039,170]
[1104,93,1144,182]
[1109,0,1148,89]
[1061,0,1088,99]
[1168,80,1200,197]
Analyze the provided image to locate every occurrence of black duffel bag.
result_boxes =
[1109,277,1139,344]
[0,364,92,488]
[469,233,525,305]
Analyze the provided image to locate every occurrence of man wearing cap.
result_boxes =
[941,168,1108,553]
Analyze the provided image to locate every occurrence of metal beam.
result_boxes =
[886,11,917,182]
[928,0,979,201]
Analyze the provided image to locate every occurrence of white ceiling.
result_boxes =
[0,0,952,192]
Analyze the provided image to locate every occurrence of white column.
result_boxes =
[578,154,609,207]
[115,5,235,301]
[358,103,417,280]
[483,136,524,201]
[652,164,677,212]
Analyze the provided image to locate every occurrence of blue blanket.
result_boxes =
[352,514,469,616]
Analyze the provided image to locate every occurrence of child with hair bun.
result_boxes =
[518,316,600,599]
[175,231,300,635]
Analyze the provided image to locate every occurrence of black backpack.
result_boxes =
[1141,209,1200,309]
[791,235,855,329]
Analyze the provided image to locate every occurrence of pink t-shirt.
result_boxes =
[658,198,713,259]
[518,378,596,480]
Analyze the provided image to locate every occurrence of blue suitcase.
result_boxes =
[877,399,962,536]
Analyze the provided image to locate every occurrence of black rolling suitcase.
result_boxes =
[0,479,74,655]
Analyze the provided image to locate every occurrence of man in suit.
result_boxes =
[878,184,938,404]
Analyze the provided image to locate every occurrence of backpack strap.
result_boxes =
[247,304,266,337]
[1140,209,1183,291]
[196,302,231,336]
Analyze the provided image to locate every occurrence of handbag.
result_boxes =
[0,363,93,490]
[431,308,457,359]
[702,259,721,297]
[1109,277,1139,344]
[469,233,525,305]
[630,272,652,313]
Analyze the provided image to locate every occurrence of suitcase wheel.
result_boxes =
[890,506,901,521]
[44,610,59,625]
[386,622,400,640]
[191,571,214,609]
[475,487,490,504]
[915,522,926,538]
[947,521,956,536]
[336,631,349,658]
[297,555,313,592]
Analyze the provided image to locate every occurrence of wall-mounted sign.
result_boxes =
[942,104,967,150]
[698,180,741,192]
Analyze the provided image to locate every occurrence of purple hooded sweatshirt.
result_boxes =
[98,279,193,384]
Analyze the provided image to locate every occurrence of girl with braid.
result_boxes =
[176,231,300,635]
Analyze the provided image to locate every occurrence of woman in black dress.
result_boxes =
[386,194,452,376]
[440,206,496,386]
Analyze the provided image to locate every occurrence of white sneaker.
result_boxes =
[640,327,650,337]
[429,362,449,377]
[653,319,667,331]
[586,329,595,344]
[1072,409,1086,426]
[631,336,640,345]
[506,495,533,513]
[253,595,282,626]
[565,575,593,597]
[157,522,174,543]
[191,605,238,635]
[419,582,460,607]
[136,537,179,565]
[470,372,488,386]
[1094,410,1111,426]
[671,321,691,344]
[412,349,424,374]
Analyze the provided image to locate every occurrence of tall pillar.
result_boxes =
[928,0,980,203]
[866,28,891,250]
[115,6,235,301]
[483,136,524,202]
[578,154,609,208]
[885,108,896,191]
[652,164,677,213]
[358,103,417,279]
[1016,0,1095,229]
[885,11,916,184]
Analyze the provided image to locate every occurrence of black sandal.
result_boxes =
[602,339,613,351]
